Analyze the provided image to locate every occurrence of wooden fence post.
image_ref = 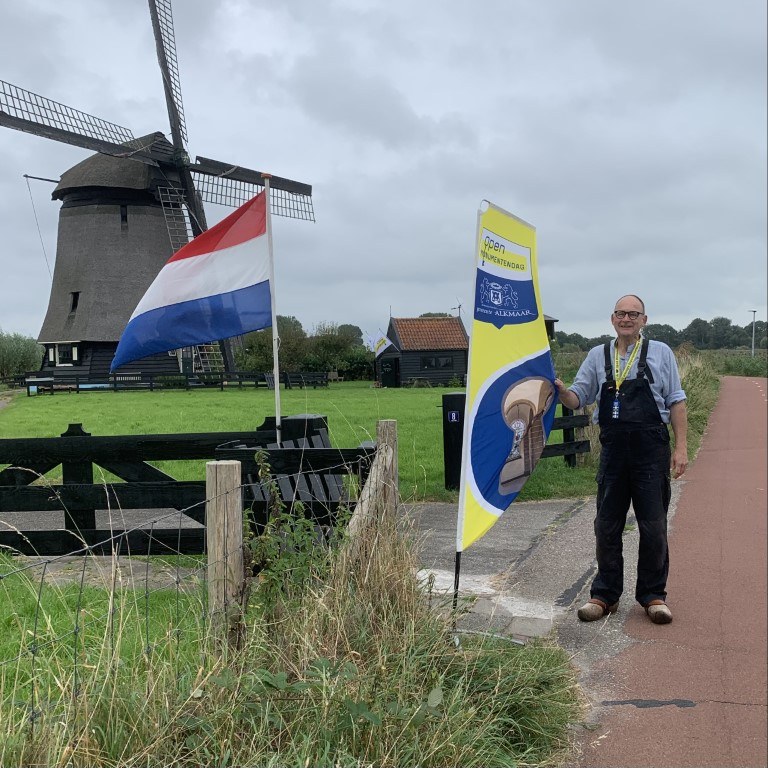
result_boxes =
[347,419,398,546]
[61,423,96,531]
[377,419,398,518]
[206,460,244,651]
[561,406,576,468]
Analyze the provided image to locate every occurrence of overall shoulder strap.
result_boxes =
[603,342,613,381]
[636,338,655,383]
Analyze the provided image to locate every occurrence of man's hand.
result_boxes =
[555,379,580,410]
[669,400,688,479]
[671,446,688,478]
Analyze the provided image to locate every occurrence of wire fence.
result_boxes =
[0,451,375,734]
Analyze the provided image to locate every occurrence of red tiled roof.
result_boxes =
[390,317,468,351]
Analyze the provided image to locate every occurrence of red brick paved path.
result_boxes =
[575,376,767,768]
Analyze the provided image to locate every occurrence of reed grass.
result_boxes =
[0,510,581,767]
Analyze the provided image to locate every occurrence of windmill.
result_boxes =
[0,0,313,380]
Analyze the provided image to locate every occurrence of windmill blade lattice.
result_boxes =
[0,80,158,161]
[148,0,188,147]
[190,157,314,221]
[192,172,315,221]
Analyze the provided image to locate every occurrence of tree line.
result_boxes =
[1,314,765,381]
[555,316,767,352]
[234,317,374,379]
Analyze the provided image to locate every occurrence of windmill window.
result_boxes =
[56,344,73,365]
[70,291,80,313]
[120,205,128,231]
[47,347,55,363]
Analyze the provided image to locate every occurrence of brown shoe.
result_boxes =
[645,600,673,624]
[577,598,619,622]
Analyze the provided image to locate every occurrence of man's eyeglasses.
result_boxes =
[613,310,643,320]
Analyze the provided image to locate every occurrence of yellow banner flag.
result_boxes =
[456,201,556,552]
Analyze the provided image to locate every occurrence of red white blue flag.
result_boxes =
[111,193,271,371]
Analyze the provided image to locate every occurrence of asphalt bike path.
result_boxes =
[410,375,766,768]
[564,375,767,768]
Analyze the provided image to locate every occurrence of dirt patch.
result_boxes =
[4,553,204,593]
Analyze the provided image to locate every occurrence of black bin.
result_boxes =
[442,391,466,490]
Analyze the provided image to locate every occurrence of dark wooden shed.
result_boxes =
[378,317,469,387]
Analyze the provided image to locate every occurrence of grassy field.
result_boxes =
[0,352,729,766]
[0,512,581,767]
[0,342,732,501]
[0,382,598,502]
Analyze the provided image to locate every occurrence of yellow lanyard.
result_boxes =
[614,338,642,391]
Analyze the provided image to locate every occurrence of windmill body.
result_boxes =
[38,140,183,377]
[1,0,313,381]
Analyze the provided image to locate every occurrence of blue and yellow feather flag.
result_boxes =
[456,201,557,553]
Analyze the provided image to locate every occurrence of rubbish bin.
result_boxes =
[442,391,466,490]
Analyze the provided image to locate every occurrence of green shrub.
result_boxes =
[0,331,43,378]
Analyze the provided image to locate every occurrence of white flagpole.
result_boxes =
[264,176,282,444]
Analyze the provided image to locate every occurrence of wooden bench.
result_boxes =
[216,427,375,534]
[406,377,433,388]
[283,372,329,389]
[25,376,55,395]
[327,371,345,383]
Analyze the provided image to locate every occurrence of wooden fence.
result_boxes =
[22,371,276,395]
[0,415,374,557]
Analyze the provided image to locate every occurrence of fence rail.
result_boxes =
[0,415,375,557]
[22,370,278,395]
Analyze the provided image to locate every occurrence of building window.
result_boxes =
[70,291,80,313]
[56,344,73,364]
[48,346,55,363]
[420,355,454,370]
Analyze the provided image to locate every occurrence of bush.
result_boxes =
[705,351,768,378]
[0,331,43,379]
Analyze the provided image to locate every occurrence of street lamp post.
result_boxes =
[749,310,757,357]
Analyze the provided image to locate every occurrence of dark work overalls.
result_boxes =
[591,338,672,607]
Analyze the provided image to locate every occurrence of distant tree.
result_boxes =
[743,320,767,350]
[340,345,375,380]
[305,323,352,372]
[276,315,307,370]
[728,326,751,348]
[587,334,613,348]
[644,323,680,347]
[0,331,44,378]
[235,315,307,371]
[555,331,590,350]
[419,312,450,318]
[707,317,735,349]
[337,324,364,346]
[681,318,711,349]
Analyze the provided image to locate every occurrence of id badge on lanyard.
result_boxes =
[613,340,642,419]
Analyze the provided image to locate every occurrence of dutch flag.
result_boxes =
[111,192,272,371]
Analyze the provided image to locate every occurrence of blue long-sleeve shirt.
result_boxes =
[568,338,686,424]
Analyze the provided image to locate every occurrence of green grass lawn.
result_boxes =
[0,383,598,502]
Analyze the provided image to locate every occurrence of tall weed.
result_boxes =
[0,511,580,767]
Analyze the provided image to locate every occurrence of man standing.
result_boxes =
[555,295,688,624]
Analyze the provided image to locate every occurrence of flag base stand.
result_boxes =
[452,550,461,636]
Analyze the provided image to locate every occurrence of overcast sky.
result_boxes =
[1,0,765,342]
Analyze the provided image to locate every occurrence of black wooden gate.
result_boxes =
[0,415,373,557]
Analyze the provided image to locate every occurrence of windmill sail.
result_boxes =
[1,1,313,381]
